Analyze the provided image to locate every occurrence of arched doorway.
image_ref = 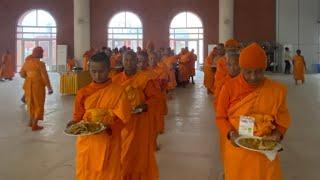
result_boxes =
[108,11,143,50]
[170,12,203,68]
[17,9,57,70]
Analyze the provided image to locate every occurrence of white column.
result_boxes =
[74,0,90,63]
[219,0,234,43]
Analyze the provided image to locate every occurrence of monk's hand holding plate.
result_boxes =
[66,120,76,128]
[228,130,240,147]
[264,129,282,142]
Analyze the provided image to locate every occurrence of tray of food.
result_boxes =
[235,136,281,153]
[64,121,107,136]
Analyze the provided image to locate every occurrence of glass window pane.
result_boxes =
[20,10,37,26]
[37,10,56,26]
[24,41,36,58]
[108,40,112,48]
[186,12,202,27]
[109,12,126,27]
[39,41,50,60]
[114,40,125,48]
[170,12,187,28]
[17,27,23,32]
[130,40,138,51]
[174,34,189,39]
[199,40,203,64]
[138,40,143,48]
[125,12,142,27]
[170,40,174,49]
[113,34,137,39]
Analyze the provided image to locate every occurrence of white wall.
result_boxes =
[74,0,91,64]
[276,0,320,72]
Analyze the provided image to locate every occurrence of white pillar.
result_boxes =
[219,0,234,43]
[74,0,90,63]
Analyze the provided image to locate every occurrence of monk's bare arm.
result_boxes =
[275,90,291,136]
[39,62,52,90]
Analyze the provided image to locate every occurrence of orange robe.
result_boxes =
[82,50,94,71]
[1,53,15,79]
[203,52,216,93]
[178,53,191,82]
[75,82,131,180]
[292,55,305,81]
[189,53,197,76]
[216,75,291,180]
[20,56,52,120]
[110,53,122,68]
[73,81,111,121]
[66,58,76,72]
[149,65,168,134]
[213,74,232,165]
[112,71,161,180]
[214,56,228,102]
[109,53,123,78]
[163,55,179,90]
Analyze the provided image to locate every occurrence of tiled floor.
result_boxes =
[0,72,319,180]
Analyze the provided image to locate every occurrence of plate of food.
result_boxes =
[64,121,107,136]
[235,136,281,153]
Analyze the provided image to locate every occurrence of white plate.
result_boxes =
[64,122,107,137]
[235,136,282,153]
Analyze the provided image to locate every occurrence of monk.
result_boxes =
[214,49,241,167]
[216,43,291,180]
[148,52,168,136]
[112,51,160,180]
[19,47,53,131]
[69,52,113,124]
[203,47,218,94]
[292,49,306,85]
[109,48,123,78]
[66,58,76,72]
[214,40,240,103]
[178,48,191,87]
[1,50,15,80]
[69,51,132,180]
[162,48,179,91]
[212,44,226,97]
[189,49,197,84]
[82,48,94,71]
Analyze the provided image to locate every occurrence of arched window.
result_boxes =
[17,9,57,70]
[170,12,203,67]
[108,11,143,50]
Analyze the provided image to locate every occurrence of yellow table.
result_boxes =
[60,71,92,95]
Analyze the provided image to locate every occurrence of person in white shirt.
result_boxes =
[284,47,291,74]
